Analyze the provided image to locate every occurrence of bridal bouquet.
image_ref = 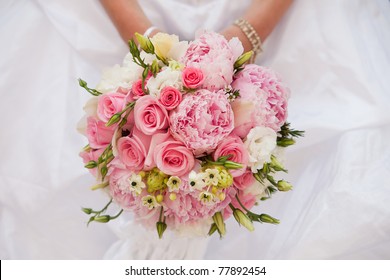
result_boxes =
[78,31,303,238]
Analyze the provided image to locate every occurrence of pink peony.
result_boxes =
[182,31,243,91]
[86,116,116,149]
[232,65,289,135]
[213,134,249,177]
[181,67,204,89]
[170,89,235,156]
[109,167,159,229]
[159,86,182,110]
[116,127,152,171]
[154,138,195,177]
[164,186,232,226]
[133,95,169,135]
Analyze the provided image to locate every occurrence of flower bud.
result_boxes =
[277,180,293,192]
[93,215,111,223]
[151,60,160,75]
[146,168,167,193]
[217,168,233,189]
[234,51,253,68]
[212,212,226,237]
[135,32,155,54]
[169,193,177,201]
[208,223,218,236]
[277,138,295,147]
[82,207,92,215]
[84,160,97,169]
[270,155,286,171]
[156,194,164,203]
[233,209,254,232]
[78,78,87,87]
[156,221,167,239]
[106,113,122,127]
[224,160,243,170]
[100,166,108,179]
[260,214,280,224]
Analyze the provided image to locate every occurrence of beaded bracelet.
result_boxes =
[234,19,263,62]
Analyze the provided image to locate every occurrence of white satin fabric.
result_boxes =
[0,0,389,259]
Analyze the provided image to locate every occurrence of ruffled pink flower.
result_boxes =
[134,95,169,135]
[181,67,204,89]
[170,89,235,156]
[154,138,195,177]
[182,31,243,91]
[159,86,182,110]
[109,167,159,229]
[164,186,232,226]
[213,134,249,177]
[232,65,289,135]
[86,116,116,149]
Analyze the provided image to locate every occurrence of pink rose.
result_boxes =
[86,116,116,149]
[232,64,289,133]
[233,169,255,190]
[134,95,169,135]
[154,138,195,177]
[170,89,234,156]
[97,91,127,123]
[213,134,249,177]
[159,86,182,110]
[116,127,152,171]
[131,79,146,100]
[79,148,105,176]
[181,67,204,89]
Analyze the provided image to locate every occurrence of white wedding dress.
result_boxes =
[0,0,389,259]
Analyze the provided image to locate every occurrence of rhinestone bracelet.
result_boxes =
[234,18,263,62]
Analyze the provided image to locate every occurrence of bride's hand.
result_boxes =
[100,0,162,41]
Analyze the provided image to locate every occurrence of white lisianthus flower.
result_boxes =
[244,179,268,200]
[167,41,189,61]
[244,126,277,172]
[147,67,182,97]
[76,97,99,136]
[83,97,99,116]
[150,32,179,60]
[96,65,137,93]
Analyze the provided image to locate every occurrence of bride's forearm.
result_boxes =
[100,0,158,41]
[221,0,293,53]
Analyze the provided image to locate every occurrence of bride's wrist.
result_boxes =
[220,25,252,53]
